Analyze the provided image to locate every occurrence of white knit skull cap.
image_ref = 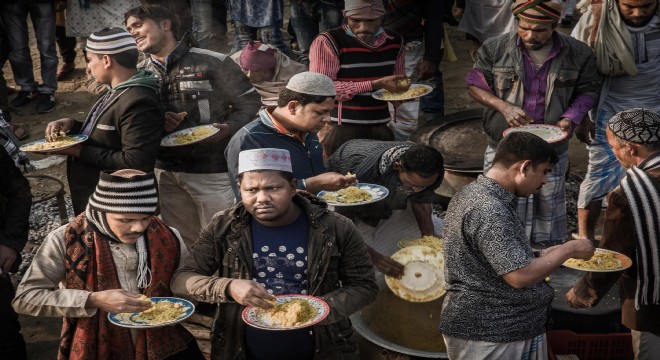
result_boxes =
[285,71,336,97]
[238,148,293,174]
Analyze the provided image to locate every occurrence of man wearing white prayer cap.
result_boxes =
[172,148,378,360]
[42,27,164,215]
[226,71,358,199]
[13,169,204,359]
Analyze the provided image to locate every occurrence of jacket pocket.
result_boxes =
[492,67,517,99]
[554,69,579,88]
[331,318,359,359]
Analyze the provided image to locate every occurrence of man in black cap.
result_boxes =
[567,108,660,358]
[13,169,203,360]
[43,27,164,215]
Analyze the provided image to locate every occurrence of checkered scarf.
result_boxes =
[0,113,31,173]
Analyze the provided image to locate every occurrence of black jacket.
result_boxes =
[0,148,31,253]
[67,86,164,214]
[140,42,261,173]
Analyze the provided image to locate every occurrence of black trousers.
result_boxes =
[0,276,27,360]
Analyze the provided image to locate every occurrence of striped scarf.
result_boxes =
[620,151,660,309]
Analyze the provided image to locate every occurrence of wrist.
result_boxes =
[86,292,97,308]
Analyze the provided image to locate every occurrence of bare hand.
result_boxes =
[565,288,591,309]
[210,123,230,141]
[86,289,152,313]
[45,118,75,142]
[566,238,596,260]
[227,279,276,309]
[164,111,186,132]
[307,172,358,192]
[501,104,532,127]
[416,60,438,81]
[0,244,17,277]
[575,118,595,144]
[367,247,404,278]
[556,118,572,132]
[373,75,411,93]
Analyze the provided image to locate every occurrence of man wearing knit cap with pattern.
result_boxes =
[567,108,660,358]
[173,148,377,360]
[466,0,601,244]
[13,170,204,360]
[43,27,164,215]
[230,41,307,107]
[310,0,409,158]
[226,72,358,198]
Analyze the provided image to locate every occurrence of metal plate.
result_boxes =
[20,134,88,153]
[372,84,433,101]
[108,297,194,328]
[318,183,389,207]
[160,125,219,147]
[503,124,568,143]
[242,294,329,331]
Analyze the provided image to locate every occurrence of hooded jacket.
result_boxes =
[67,70,164,213]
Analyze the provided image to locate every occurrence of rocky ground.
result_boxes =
[4,17,590,360]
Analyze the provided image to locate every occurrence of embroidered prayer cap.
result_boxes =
[608,108,660,145]
[86,27,138,55]
[285,71,336,97]
[513,0,563,24]
[238,148,293,174]
[239,41,277,73]
[88,170,158,215]
[343,0,386,19]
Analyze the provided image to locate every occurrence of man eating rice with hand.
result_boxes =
[13,170,203,360]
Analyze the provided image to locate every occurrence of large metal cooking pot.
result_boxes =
[411,108,487,172]
[350,273,448,359]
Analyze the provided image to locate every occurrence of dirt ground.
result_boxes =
[4,16,590,360]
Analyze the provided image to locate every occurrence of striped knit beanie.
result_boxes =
[513,0,563,24]
[86,27,137,55]
[609,108,660,145]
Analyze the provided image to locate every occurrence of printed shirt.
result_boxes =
[439,176,554,342]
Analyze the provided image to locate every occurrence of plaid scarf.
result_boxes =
[620,151,660,309]
[0,113,32,173]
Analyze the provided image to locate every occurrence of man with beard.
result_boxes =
[171,148,378,360]
[13,170,203,360]
[572,0,660,241]
[566,109,660,358]
[467,0,601,244]
[440,132,595,359]
[309,0,409,158]
[124,4,261,248]
[225,72,357,198]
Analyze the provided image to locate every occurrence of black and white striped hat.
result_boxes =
[88,170,158,215]
[86,27,138,55]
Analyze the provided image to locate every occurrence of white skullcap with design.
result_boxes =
[238,148,293,174]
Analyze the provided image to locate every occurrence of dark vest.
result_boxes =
[321,27,402,125]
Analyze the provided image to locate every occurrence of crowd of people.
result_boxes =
[1,0,659,359]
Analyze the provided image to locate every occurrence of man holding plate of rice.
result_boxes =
[13,170,203,359]
[172,148,378,360]
[567,109,660,358]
